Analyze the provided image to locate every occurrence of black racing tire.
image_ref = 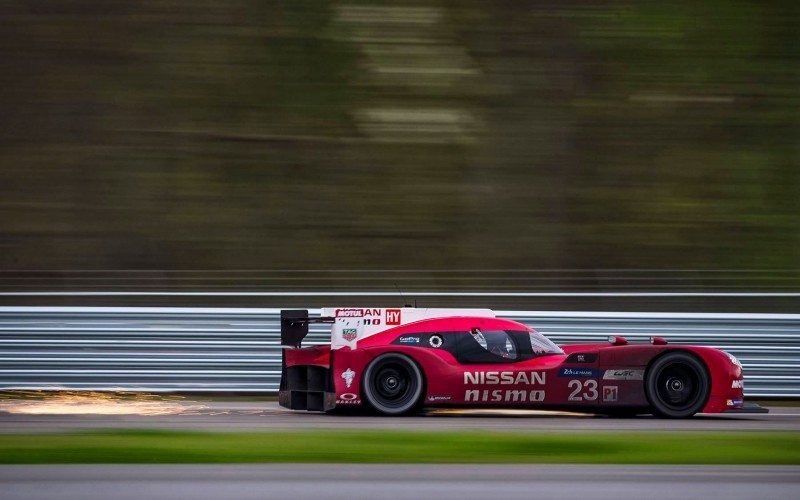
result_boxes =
[645,351,710,419]
[362,353,424,416]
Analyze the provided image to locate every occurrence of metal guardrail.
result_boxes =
[0,307,798,397]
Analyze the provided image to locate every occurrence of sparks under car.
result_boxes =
[278,308,762,418]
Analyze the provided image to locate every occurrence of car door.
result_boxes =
[449,328,552,404]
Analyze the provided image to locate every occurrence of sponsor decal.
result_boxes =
[559,367,603,378]
[336,309,364,318]
[602,369,644,381]
[731,379,744,389]
[465,389,545,403]
[602,385,618,402]
[338,393,360,404]
[726,399,744,406]
[335,308,381,318]
[342,328,358,342]
[429,335,443,348]
[565,353,598,363]
[427,395,452,401]
[398,336,420,344]
[341,368,355,388]
[464,371,546,385]
[726,352,742,368]
[386,309,401,325]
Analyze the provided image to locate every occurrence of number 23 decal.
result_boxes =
[568,379,598,401]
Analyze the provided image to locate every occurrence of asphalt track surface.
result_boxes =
[1,401,799,433]
[2,464,799,500]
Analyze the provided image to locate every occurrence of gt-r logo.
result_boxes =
[602,386,618,402]
[386,309,401,325]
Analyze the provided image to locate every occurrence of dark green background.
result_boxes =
[1,1,798,288]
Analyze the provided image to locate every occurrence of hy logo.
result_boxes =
[386,309,401,325]
[342,368,356,388]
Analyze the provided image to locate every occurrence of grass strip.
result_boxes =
[1,430,799,464]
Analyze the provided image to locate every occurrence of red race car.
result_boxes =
[278,307,761,418]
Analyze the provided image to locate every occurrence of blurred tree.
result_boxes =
[0,0,797,289]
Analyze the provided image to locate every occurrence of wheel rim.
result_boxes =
[375,367,409,400]
[655,363,700,409]
[364,355,422,413]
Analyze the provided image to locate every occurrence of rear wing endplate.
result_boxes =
[280,309,334,348]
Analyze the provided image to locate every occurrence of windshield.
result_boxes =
[528,330,563,355]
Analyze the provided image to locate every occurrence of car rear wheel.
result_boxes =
[645,352,710,418]
[362,353,424,416]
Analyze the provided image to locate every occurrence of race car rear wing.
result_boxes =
[280,309,334,348]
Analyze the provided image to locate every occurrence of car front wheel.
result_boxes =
[645,351,710,418]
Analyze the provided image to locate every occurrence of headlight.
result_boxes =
[724,351,742,368]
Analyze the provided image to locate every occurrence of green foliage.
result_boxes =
[1,430,799,464]
[0,1,797,275]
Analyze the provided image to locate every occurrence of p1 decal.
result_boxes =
[559,367,603,378]
[602,385,618,402]
[603,369,644,381]
[386,309,401,325]
[341,368,355,388]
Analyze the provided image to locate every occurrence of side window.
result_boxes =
[456,329,518,364]
[528,331,564,355]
